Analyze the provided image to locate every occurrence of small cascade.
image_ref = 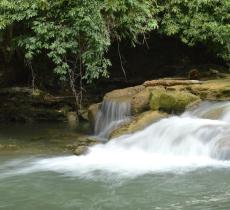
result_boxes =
[2,101,230,178]
[94,100,131,139]
[221,106,230,122]
[183,101,230,122]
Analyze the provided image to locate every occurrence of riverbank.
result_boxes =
[0,122,96,156]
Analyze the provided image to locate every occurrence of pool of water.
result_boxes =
[0,122,89,154]
[0,155,230,210]
[1,101,230,210]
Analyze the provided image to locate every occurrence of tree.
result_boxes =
[159,0,230,61]
[0,0,157,108]
[0,0,229,110]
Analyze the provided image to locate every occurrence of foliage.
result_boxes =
[0,0,157,83]
[159,0,230,61]
[0,0,229,93]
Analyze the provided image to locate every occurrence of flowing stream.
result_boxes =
[1,101,230,210]
[94,100,131,139]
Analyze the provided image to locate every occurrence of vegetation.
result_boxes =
[159,0,230,61]
[0,0,229,107]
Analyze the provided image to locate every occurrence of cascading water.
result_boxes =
[182,101,230,120]
[1,101,230,178]
[94,100,131,139]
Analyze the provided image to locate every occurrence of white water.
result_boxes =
[1,101,230,179]
[94,100,131,139]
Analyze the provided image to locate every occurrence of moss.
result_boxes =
[159,92,177,112]
[149,88,166,110]
[150,90,200,113]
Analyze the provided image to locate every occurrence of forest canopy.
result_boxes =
[0,0,229,84]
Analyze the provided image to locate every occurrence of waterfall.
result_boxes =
[2,101,230,178]
[182,101,230,120]
[94,100,131,139]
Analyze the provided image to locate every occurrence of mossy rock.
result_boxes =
[149,88,166,111]
[150,89,200,113]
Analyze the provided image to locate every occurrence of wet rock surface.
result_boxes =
[110,111,168,139]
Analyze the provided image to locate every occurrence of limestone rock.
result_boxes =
[104,85,145,100]
[143,79,201,87]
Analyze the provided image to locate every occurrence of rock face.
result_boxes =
[110,111,168,139]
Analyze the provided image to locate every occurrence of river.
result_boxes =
[0,101,230,210]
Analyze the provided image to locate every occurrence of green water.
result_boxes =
[1,158,230,210]
[0,122,89,154]
[1,122,230,210]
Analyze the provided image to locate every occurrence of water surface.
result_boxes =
[1,102,230,210]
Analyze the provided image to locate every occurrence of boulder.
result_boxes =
[110,111,168,139]
[150,89,200,113]
[88,103,101,128]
